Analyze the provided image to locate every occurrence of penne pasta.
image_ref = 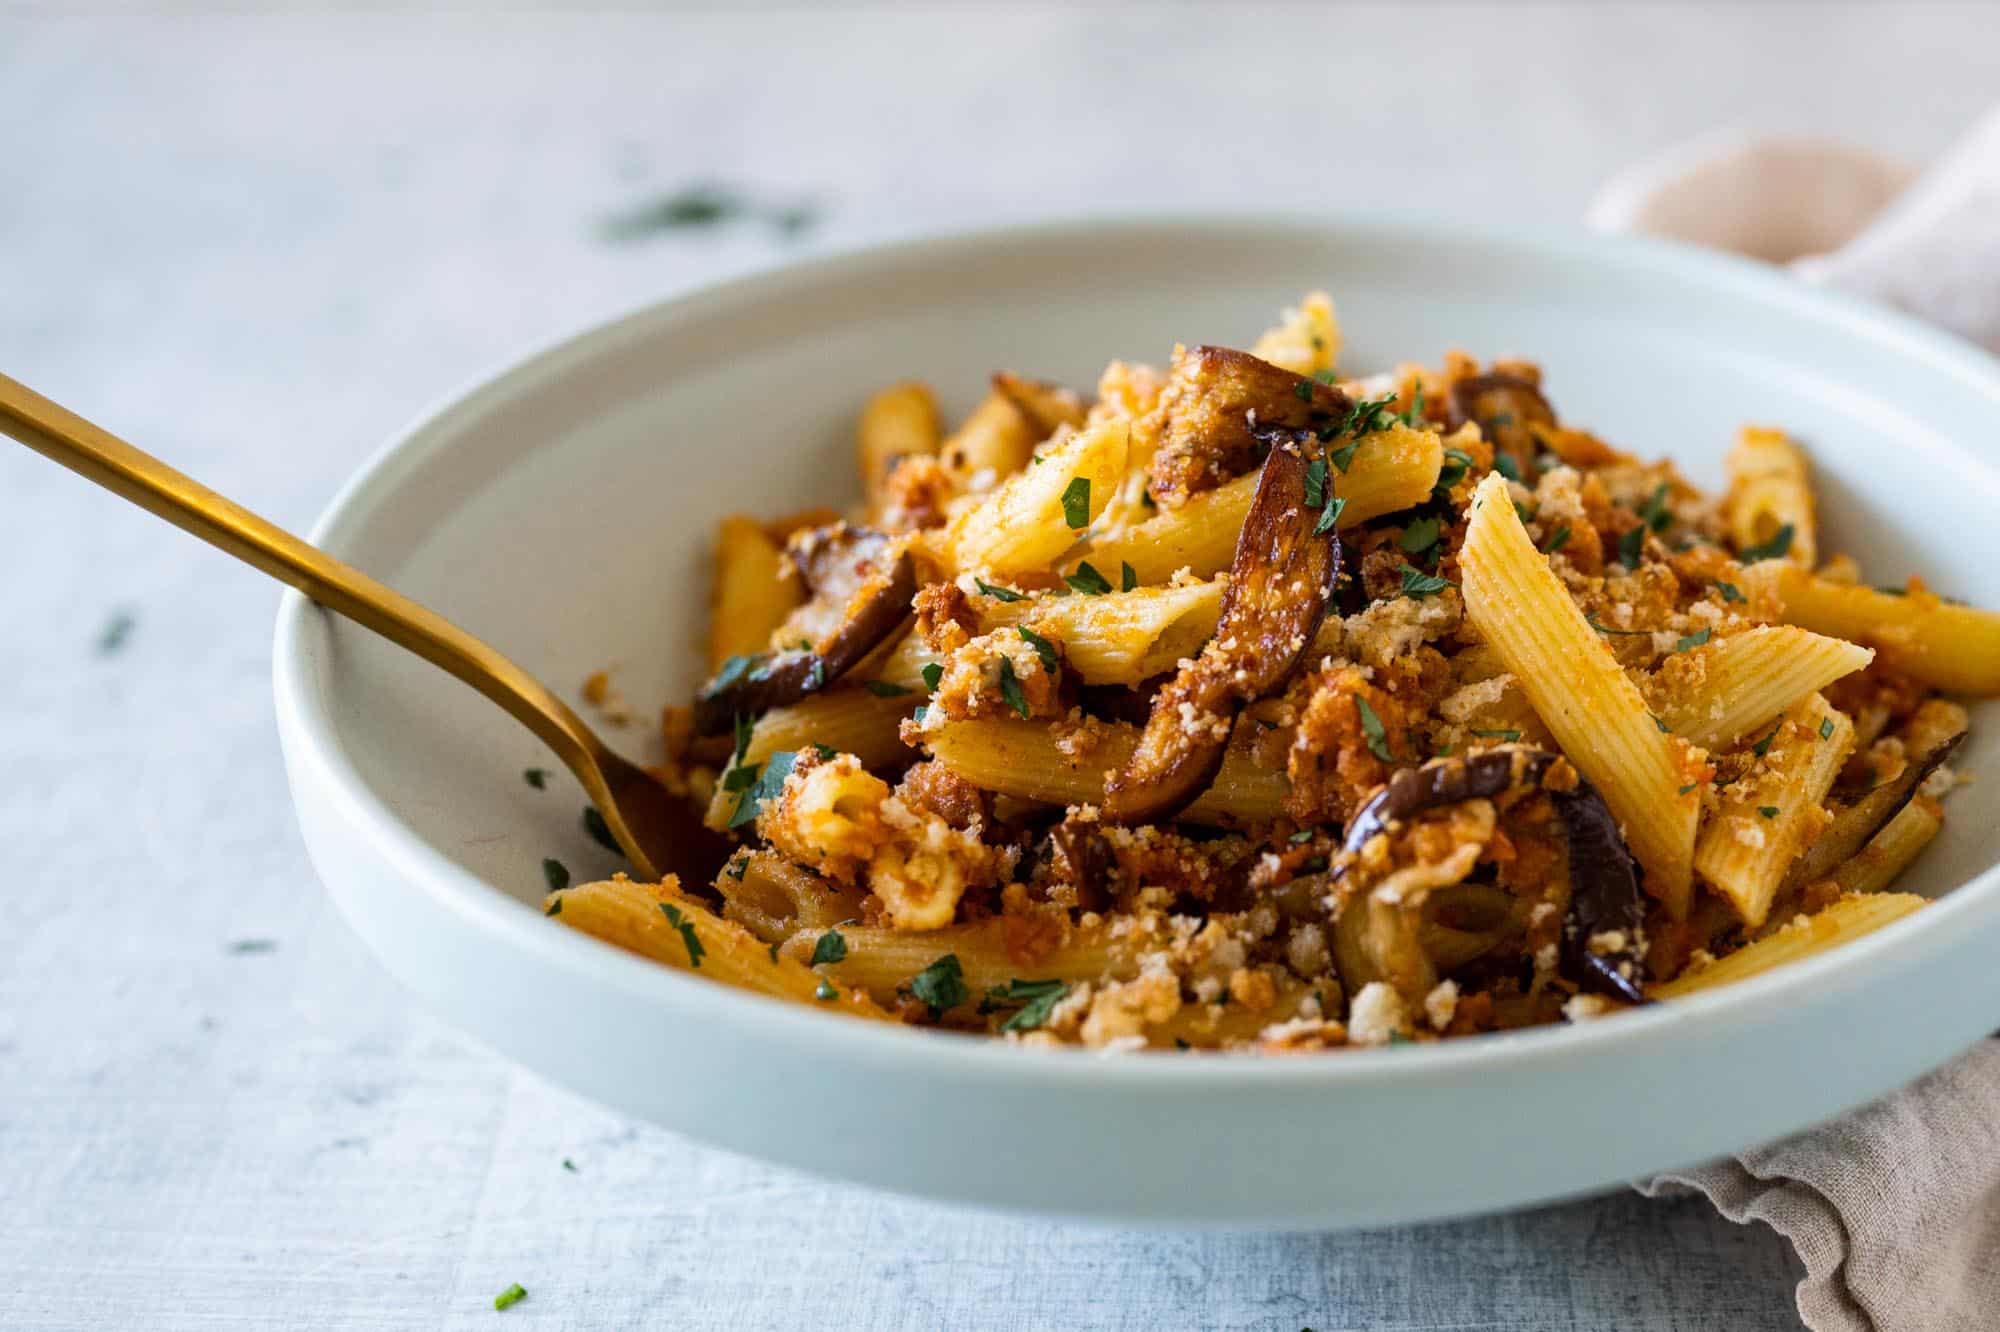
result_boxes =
[701,688,918,829]
[1833,797,1943,896]
[707,516,801,670]
[976,579,1225,684]
[939,389,1037,490]
[784,917,1155,1005]
[714,851,869,941]
[1081,421,1442,586]
[1652,892,1925,998]
[1249,290,1341,377]
[1742,562,2000,696]
[546,876,894,1020]
[992,371,1088,439]
[1459,473,1701,917]
[1649,625,1874,751]
[1693,694,1854,929]
[856,381,942,510]
[1722,425,1817,568]
[945,419,1128,575]
[920,715,1287,824]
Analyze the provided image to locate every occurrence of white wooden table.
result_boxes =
[4,8,1992,1328]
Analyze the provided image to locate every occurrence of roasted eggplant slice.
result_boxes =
[1146,345,1353,508]
[1103,441,1341,823]
[1783,724,1968,893]
[693,524,916,735]
[1448,371,1555,482]
[1334,747,1650,1004]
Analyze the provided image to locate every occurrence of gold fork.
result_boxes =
[0,369,728,886]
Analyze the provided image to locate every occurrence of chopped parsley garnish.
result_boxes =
[974,577,1026,603]
[1433,447,1475,497]
[1739,523,1795,563]
[1327,440,1361,472]
[986,978,1071,1033]
[1586,612,1649,636]
[1492,452,1521,482]
[997,656,1031,718]
[732,711,754,765]
[562,1158,577,1173]
[810,742,837,761]
[1752,726,1781,757]
[911,704,927,723]
[803,657,827,691]
[1544,525,1571,553]
[1060,477,1092,530]
[1018,625,1059,670]
[1398,563,1453,599]
[708,652,762,694]
[1289,828,1315,845]
[1758,806,1780,819]
[1064,561,1112,596]
[95,609,136,656]
[523,767,549,790]
[864,679,911,698]
[1470,728,1521,742]
[1121,561,1138,592]
[1304,458,1329,508]
[1388,1031,1417,1046]
[814,979,838,1001]
[1876,584,1907,597]
[1513,501,1536,526]
[544,897,562,917]
[725,855,749,881]
[1637,482,1673,533]
[1174,1038,1192,1050]
[910,954,968,1017]
[542,858,570,892]
[1653,714,1670,733]
[659,903,705,968]
[767,940,782,962]
[809,928,848,967]
[1315,495,1347,536]
[1354,695,1396,763]
[1293,379,1315,402]
[727,750,798,828]
[721,764,760,793]
[1397,516,1443,557]
[1820,717,1836,741]
[582,806,622,855]
[1674,628,1712,653]
[1717,581,1744,603]
[494,1283,527,1311]
[1617,524,1646,570]
[1401,383,1426,428]
[921,662,944,691]
[1677,783,1699,795]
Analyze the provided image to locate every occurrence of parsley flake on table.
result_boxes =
[581,806,622,855]
[809,927,849,967]
[1354,695,1396,763]
[1060,476,1091,530]
[542,858,570,893]
[494,1283,527,1311]
[562,1158,577,1173]
[910,953,967,1017]
[1064,561,1112,596]
[523,767,549,790]
[997,656,1031,719]
[1739,523,1795,563]
[659,903,705,968]
[95,609,137,657]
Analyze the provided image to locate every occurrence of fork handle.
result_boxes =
[0,369,599,770]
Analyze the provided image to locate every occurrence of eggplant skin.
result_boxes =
[1447,372,1555,480]
[1103,441,1340,823]
[1337,747,1651,1004]
[1784,727,1967,894]
[693,528,916,735]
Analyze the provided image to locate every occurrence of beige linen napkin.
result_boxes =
[1590,113,2000,1332]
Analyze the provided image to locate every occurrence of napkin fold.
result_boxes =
[1589,112,2000,1332]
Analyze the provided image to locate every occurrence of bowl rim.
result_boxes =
[272,210,2000,1090]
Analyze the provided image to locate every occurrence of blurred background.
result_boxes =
[3,5,1996,1329]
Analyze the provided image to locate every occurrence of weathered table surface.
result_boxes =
[5,7,1993,1328]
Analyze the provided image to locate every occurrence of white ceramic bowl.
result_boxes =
[274,217,2000,1230]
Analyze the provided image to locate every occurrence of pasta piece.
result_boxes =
[1650,625,1874,751]
[1652,892,1924,998]
[856,381,941,510]
[1722,425,1817,567]
[939,389,1036,490]
[921,716,1287,824]
[714,851,868,941]
[1694,694,1854,929]
[1743,562,2000,696]
[785,917,1152,1004]
[944,420,1128,574]
[707,517,801,670]
[1249,290,1341,377]
[1833,797,1943,896]
[545,876,894,1020]
[977,579,1225,684]
[701,689,917,829]
[1459,473,1701,917]
[992,372,1087,438]
[868,626,942,693]
[1083,421,1442,586]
